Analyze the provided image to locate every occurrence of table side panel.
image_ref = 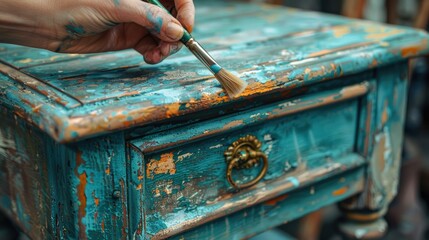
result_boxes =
[0,107,129,239]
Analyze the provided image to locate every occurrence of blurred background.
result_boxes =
[1,0,428,239]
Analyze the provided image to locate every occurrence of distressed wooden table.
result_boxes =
[1,1,429,239]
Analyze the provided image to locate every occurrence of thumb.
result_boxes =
[117,0,184,42]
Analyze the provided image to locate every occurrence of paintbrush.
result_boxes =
[146,0,247,98]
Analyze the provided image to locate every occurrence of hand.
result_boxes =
[0,0,195,64]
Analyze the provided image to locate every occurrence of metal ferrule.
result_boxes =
[185,38,221,74]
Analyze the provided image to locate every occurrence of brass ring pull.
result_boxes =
[224,135,268,190]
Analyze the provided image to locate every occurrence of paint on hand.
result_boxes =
[65,21,86,38]
[146,10,164,33]
[113,0,120,6]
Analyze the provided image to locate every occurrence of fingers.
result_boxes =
[117,0,184,42]
[174,0,195,32]
[137,40,182,64]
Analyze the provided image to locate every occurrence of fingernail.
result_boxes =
[170,43,182,54]
[166,22,183,40]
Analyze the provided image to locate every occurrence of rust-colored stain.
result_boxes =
[401,39,427,57]
[146,152,176,178]
[105,167,110,175]
[101,220,105,233]
[308,49,332,57]
[136,184,142,190]
[241,81,278,96]
[264,195,288,206]
[332,25,351,38]
[74,151,88,240]
[370,59,378,68]
[332,186,348,196]
[92,191,100,207]
[222,120,244,130]
[165,102,181,118]
[364,27,404,40]
[77,172,88,239]
[381,100,389,125]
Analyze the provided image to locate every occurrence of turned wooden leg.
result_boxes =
[337,63,409,239]
[337,125,402,240]
[338,208,387,239]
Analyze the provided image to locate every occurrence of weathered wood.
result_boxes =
[173,169,365,240]
[0,107,129,239]
[0,1,428,239]
[338,62,409,239]
[128,83,365,238]
[0,1,428,142]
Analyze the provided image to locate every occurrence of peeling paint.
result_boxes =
[147,153,176,178]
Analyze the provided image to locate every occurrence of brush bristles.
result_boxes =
[214,69,247,98]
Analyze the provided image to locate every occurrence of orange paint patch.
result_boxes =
[105,167,110,175]
[77,172,88,239]
[136,184,142,190]
[332,187,348,196]
[222,120,244,130]
[101,220,105,232]
[92,191,100,207]
[74,151,87,239]
[400,40,427,57]
[308,49,332,58]
[165,102,181,118]
[381,101,389,125]
[370,59,378,68]
[264,195,288,206]
[332,25,351,38]
[146,152,176,178]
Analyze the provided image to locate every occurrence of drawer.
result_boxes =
[127,83,369,239]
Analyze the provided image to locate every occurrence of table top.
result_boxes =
[0,1,428,142]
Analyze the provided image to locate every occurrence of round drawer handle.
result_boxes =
[224,135,268,190]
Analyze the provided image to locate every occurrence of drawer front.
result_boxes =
[128,83,368,239]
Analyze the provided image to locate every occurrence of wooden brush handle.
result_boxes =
[145,0,193,43]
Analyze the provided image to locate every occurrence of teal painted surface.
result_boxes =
[129,96,361,237]
[0,107,129,239]
[174,169,365,240]
[0,1,427,240]
[0,1,428,142]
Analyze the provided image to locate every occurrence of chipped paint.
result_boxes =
[286,177,300,187]
[264,194,288,206]
[146,153,176,178]
[332,186,348,196]
[209,144,223,149]
[177,153,193,162]
[0,2,426,240]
